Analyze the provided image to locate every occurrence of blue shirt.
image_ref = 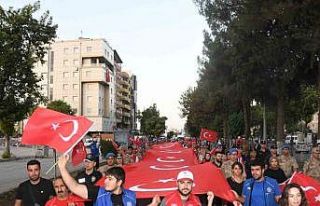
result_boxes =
[242,177,281,206]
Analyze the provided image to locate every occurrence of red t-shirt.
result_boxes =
[164,191,201,206]
[45,194,85,206]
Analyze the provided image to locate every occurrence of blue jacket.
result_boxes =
[94,187,136,206]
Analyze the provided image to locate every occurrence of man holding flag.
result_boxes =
[57,155,136,206]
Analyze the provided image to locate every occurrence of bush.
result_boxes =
[1,151,11,159]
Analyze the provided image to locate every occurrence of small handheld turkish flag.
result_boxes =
[71,140,87,166]
[22,108,93,153]
[200,128,218,142]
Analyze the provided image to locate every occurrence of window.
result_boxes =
[73,47,79,53]
[63,72,69,78]
[87,96,92,102]
[63,84,68,90]
[73,84,78,90]
[63,96,68,101]
[86,46,92,52]
[50,75,53,84]
[49,88,53,100]
[85,71,91,77]
[73,59,79,65]
[111,88,113,94]
[73,72,78,78]
[63,48,69,54]
[50,51,54,71]
[110,77,112,82]
[63,59,69,66]
[72,96,78,102]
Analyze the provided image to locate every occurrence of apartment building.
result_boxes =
[34,38,117,133]
[130,75,138,130]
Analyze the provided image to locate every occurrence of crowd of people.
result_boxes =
[13,136,320,206]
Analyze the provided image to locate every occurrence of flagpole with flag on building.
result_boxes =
[21,107,93,174]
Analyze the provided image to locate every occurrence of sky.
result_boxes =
[1,0,207,131]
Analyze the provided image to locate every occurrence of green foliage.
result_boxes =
[228,112,244,137]
[167,131,176,138]
[183,1,320,141]
[0,2,57,154]
[139,104,167,137]
[1,151,10,159]
[47,100,75,115]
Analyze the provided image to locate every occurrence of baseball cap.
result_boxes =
[85,154,95,162]
[228,148,238,154]
[177,170,194,181]
[105,152,116,159]
[281,144,290,150]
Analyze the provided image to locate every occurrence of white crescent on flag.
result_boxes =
[52,120,79,142]
[156,157,185,163]
[203,131,210,138]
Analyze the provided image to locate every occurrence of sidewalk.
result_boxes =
[0,146,54,162]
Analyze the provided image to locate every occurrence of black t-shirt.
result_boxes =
[16,178,55,206]
[76,170,102,185]
[76,171,101,206]
[111,193,124,206]
[227,177,244,206]
[265,168,287,183]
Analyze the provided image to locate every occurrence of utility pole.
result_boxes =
[263,103,267,140]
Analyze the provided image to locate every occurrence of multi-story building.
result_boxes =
[130,75,138,130]
[34,38,117,133]
[115,70,132,129]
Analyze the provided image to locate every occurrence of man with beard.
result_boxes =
[15,159,55,206]
[149,170,215,206]
[45,177,85,206]
[241,159,281,206]
[213,151,223,168]
[58,154,136,206]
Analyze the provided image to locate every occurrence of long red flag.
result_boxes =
[22,108,93,153]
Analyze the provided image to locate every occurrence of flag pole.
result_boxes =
[54,149,57,178]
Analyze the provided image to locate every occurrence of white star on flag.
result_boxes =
[315,194,320,202]
[51,123,60,130]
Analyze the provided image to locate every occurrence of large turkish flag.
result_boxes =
[22,108,93,153]
[96,143,236,203]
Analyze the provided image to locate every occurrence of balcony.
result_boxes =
[120,86,130,95]
[123,104,131,111]
[80,67,109,84]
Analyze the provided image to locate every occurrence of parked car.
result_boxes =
[295,142,310,153]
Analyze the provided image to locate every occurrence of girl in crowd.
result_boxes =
[264,156,287,183]
[279,183,308,206]
[226,162,245,206]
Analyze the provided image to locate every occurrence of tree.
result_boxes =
[47,100,75,115]
[0,2,57,157]
[138,104,167,137]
